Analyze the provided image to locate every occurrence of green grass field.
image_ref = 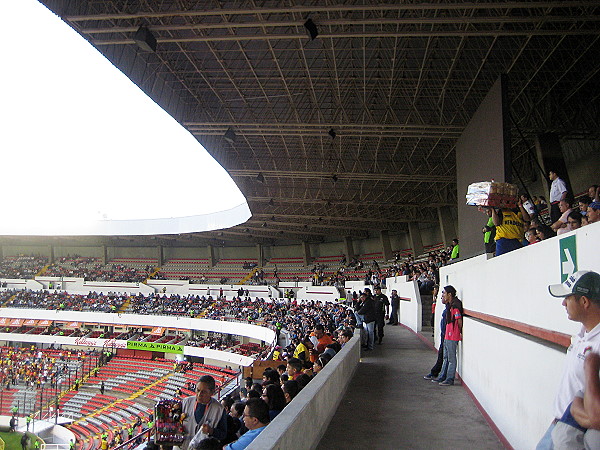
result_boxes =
[0,430,39,450]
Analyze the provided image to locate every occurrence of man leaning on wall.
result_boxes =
[536,270,600,449]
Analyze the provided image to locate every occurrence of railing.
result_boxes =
[113,428,152,450]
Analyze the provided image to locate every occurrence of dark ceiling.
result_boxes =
[23,0,600,247]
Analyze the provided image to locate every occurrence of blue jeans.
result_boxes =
[438,339,459,383]
[364,321,375,350]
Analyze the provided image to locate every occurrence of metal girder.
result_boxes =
[34,0,600,246]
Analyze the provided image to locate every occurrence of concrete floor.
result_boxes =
[317,325,505,450]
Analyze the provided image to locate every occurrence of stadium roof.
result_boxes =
[24,0,600,247]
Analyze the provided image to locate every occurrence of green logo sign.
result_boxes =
[127,341,184,354]
[559,235,577,282]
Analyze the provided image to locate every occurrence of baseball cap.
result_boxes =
[548,270,600,300]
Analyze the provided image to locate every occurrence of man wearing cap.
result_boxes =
[587,201,600,224]
[536,270,600,449]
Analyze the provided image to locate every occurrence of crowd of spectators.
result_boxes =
[0,255,48,279]
[128,293,213,317]
[45,259,146,283]
[3,290,128,313]
[480,181,599,257]
[0,254,148,283]
[0,346,90,391]
[198,321,355,450]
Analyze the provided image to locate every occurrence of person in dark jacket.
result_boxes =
[373,286,389,344]
[423,289,450,380]
[357,291,376,351]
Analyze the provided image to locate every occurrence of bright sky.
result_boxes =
[0,0,249,235]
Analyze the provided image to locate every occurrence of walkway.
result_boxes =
[317,324,505,450]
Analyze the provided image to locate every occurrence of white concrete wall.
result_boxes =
[386,276,422,333]
[295,286,340,302]
[435,223,600,449]
[0,331,256,366]
[34,277,155,295]
[247,333,361,450]
[0,308,276,364]
[147,281,279,299]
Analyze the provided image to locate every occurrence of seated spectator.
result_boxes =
[261,368,279,386]
[551,198,573,235]
[286,358,303,380]
[262,384,286,420]
[220,397,240,446]
[337,328,353,346]
[567,211,583,231]
[292,337,311,362]
[536,224,556,241]
[589,185,600,202]
[224,398,270,450]
[313,356,329,375]
[537,195,548,207]
[322,342,341,359]
[520,193,537,217]
[230,402,247,437]
[524,228,539,245]
[247,390,261,400]
[579,196,592,216]
[282,380,300,404]
[296,373,312,390]
[587,201,600,224]
[192,437,222,450]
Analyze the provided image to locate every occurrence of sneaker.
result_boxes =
[423,374,436,380]
[439,380,454,386]
[432,378,444,383]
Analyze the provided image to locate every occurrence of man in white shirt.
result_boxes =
[536,270,600,449]
[548,170,568,224]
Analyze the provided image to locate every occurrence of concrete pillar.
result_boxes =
[302,241,311,266]
[0,245,4,262]
[208,245,215,267]
[256,244,264,266]
[437,206,457,248]
[157,245,164,266]
[102,245,108,265]
[344,236,354,260]
[379,230,392,260]
[48,245,54,264]
[535,133,572,200]
[408,223,424,258]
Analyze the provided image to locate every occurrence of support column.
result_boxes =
[302,241,311,266]
[48,245,54,264]
[535,133,572,200]
[344,236,354,260]
[208,245,215,267]
[0,245,4,262]
[379,230,392,261]
[102,245,108,265]
[408,223,424,258]
[256,244,264,267]
[157,245,164,266]
[437,206,457,248]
